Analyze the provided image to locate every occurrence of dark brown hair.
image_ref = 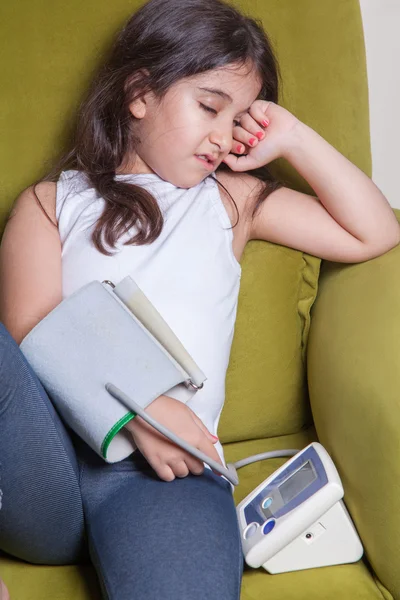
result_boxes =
[31,0,285,256]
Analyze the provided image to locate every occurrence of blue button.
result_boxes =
[262,519,276,535]
[262,496,273,509]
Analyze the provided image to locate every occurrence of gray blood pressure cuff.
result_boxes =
[19,279,206,463]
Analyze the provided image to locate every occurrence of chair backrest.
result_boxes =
[0,0,371,443]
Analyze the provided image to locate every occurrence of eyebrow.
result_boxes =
[197,87,251,115]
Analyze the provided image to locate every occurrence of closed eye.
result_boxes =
[199,103,241,128]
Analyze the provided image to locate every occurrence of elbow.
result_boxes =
[362,235,400,260]
[388,221,400,247]
[385,228,400,251]
[1,315,43,347]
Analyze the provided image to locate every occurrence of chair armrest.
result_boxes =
[307,232,400,598]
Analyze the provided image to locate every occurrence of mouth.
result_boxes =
[195,154,217,170]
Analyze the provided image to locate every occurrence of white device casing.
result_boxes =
[237,443,363,570]
[263,498,363,573]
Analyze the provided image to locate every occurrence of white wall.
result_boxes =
[359,0,400,209]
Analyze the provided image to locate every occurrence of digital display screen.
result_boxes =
[278,461,316,504]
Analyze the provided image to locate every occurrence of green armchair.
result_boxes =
[1,1,399,598]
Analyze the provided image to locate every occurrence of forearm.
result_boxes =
[282,121,400,247]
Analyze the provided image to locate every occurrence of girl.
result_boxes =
[0,0,398,598]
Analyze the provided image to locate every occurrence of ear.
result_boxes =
[128,96,147,119]
[125,68,152,119]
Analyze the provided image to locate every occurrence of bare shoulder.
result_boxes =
[0,181,61,344]
[213,169,263,235]
[10,181,57,228]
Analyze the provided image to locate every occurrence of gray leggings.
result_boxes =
[0,322,244,599]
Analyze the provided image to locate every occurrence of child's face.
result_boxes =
[122,62,262,187]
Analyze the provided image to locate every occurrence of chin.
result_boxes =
[183,176,209,189]
[159,171,208,189]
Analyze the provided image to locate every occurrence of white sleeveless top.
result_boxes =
[56,169,242,473]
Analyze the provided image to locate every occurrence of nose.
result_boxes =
[209,123,233,155]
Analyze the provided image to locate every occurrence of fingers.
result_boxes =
[197,437,225,475]
[233,113,267,150]
[148,453,199,482]
[230,107,271,162]
[145,454,176,482]
[178,455,204,477]
[190,412,219,443]
[148,442,222,482]
[191,422,223,466]
[163,434,222,480]
[165,458,191,479]
[168,450,223,481]
[222,152,259,172]
[199,440,225,477]
[141,435,211,481]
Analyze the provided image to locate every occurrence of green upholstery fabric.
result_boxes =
[307,243,400,599]
[219,248,320,443]
[1,0,398,599]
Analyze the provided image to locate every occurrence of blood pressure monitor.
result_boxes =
[236,442,363,573]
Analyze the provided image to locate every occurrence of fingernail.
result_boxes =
[248,137,257,146]
[262,119,269,127]
[255,131,264,140]
[236,144,243,153]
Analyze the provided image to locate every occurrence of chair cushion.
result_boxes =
[219,245,321,443]
[306,237,400,599]
[1,428,392,599]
